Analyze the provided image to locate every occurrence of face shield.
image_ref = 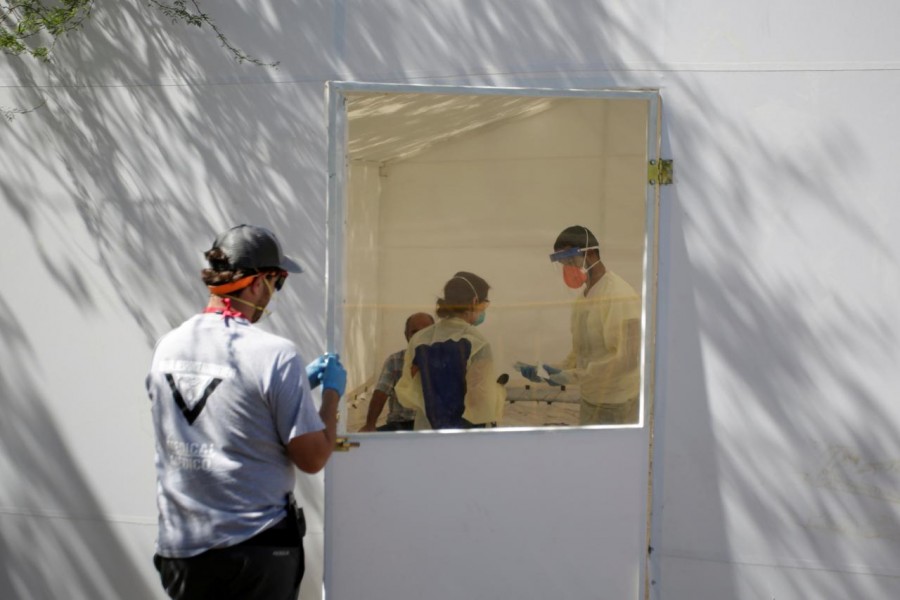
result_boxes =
[549,247,583,264]
[549,246,601,289]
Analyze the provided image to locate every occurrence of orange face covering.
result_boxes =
[563,265,588,288]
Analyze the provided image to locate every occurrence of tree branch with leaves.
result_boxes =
[148,0,278,68]
[1,0,95,61]
[1,0,276,65]
[1,0,277,119]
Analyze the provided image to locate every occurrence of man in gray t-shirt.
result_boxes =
[147,225,347,600]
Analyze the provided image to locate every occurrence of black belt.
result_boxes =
[235,494,306,548]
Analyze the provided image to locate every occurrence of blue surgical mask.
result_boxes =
[473,311,486,326]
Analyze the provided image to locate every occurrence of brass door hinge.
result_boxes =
[648,159,673,186]
[334,437,360,452]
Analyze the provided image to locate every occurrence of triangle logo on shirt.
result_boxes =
[164,373,222,425]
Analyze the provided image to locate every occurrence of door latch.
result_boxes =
[334,437,360,452]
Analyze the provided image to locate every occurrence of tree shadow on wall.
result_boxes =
[0,295,157,599]
[1,3,328,599]
[653,73,900,598]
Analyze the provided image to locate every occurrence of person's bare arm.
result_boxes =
[287,388,340,474]
[360,389,388,432]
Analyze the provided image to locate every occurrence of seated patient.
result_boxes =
[359,312,435,432]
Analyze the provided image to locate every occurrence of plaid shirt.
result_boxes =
[375,350,417,423]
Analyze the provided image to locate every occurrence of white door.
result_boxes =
[324,83,661,600]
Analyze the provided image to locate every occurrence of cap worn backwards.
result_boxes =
[209,224,303,273]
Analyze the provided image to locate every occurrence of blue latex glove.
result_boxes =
[544,370,573,387]
[322,355,347,396]
[514,362,543,383]
[542,364,562,376]
[306,353,337,389]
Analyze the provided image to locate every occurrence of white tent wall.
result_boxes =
[652,69,900,598]
[0,1,898,599]
[344,162,384,393]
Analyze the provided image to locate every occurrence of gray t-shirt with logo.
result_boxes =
[147,313,324,558]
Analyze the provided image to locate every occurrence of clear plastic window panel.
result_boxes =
[339,90,650,431]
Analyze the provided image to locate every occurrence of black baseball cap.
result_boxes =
[208,224,303,273]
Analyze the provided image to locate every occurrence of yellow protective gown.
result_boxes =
[551,270,642,407]
[395,317,505,430]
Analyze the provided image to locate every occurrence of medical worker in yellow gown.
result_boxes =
[518,225,642,425]
[395,272,505,430]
